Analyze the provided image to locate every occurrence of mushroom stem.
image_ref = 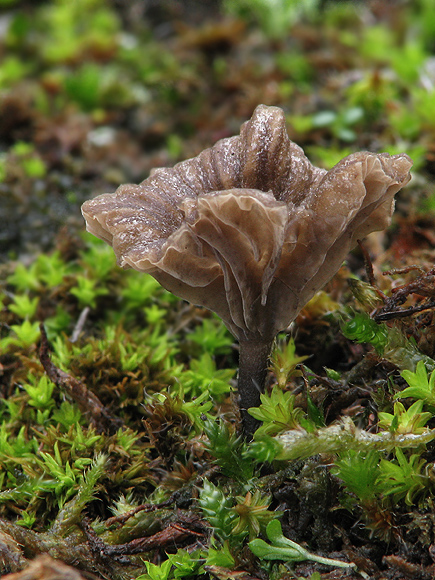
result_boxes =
[237,339,273,439]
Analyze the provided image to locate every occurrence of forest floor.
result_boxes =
[1,1,435,579]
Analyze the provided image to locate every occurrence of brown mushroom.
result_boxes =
[82,104,412,438]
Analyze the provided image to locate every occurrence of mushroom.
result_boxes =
[82,104,412,438]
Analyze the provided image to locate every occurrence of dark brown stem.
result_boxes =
[237,339,273,440]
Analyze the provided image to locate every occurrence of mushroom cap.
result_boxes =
[82,105,412,342]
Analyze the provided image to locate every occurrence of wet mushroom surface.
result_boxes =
[2,2,435,579]
[82,104,412,435]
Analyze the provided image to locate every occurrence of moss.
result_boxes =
[2,1,435,578]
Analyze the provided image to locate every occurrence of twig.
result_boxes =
[102,513,207,556]
[357,239,386,300]
[70,306,90,343]
[39,323,123,434]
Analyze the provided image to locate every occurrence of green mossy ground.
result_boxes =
[1,1,435,578]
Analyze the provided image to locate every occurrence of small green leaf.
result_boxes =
[3,320,41,348]
[378,400,431,434]
[69,275,108,308]
[399,361,435,406]
[248,386,306,437]
[6,262,40,292]
[22,376,55,410]
[249,520,356,570]
[306,391,325,428]
[378,448,429,506]
[333,449,382,504]
[9,294,39,319]
[270,336,308,388]
[205,541,235,568]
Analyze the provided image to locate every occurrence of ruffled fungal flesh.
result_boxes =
[82,104,412,436]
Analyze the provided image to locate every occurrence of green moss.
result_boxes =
[1,0,435,576]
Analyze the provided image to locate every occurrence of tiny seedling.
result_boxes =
[121,272,161,310]
[334,449,382,507]
[204,541,235,568]
[231,489,280,540]
[81,239,117,280]
[0,319,41,349]
[248,386,307,437]
[141,559,173,580]
[269,336,308,389]
[249,519,357,571]
[36,252,71,288]
[199,479,237,542]
[69,275,109,308]
[204,418,254,482]
[378,448,429,506]
[166,548,204,578]
[378,400,432,434]
[180,353,235,398]
[188,317,233,355]
[7,262,41,292]
[399,361,435,407]
[22,375,55,411]
[8,294,39,319]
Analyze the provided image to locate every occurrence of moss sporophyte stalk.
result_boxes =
[82,104,412,438]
